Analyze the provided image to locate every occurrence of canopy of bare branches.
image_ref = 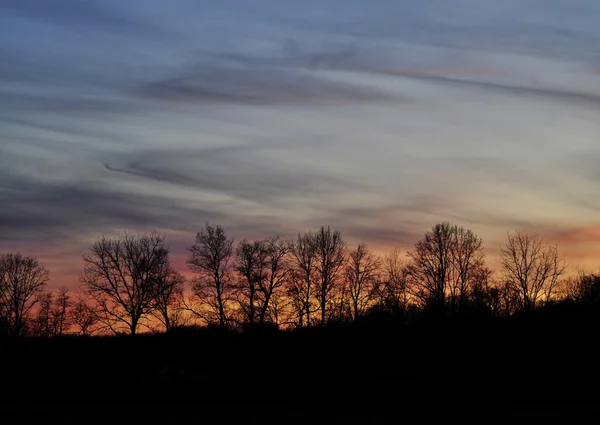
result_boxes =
[2,221,588,337]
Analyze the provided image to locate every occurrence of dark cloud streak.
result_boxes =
[0,116,130,145]
[136,49,404,106]
[0,171,223,243]
[0,0,171,38]
[103,146,367,203]
[136,43,600,108]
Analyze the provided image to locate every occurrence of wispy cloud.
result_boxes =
[136,50,400,106]
[2,0,600,288]
[102,144,368,204]
[0,0,169,36]
[0,170,223,243]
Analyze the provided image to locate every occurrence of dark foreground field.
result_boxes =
[2,310,599,423]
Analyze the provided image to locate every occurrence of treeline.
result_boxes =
[1,221,599,338]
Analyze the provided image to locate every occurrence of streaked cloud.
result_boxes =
[1,0,600,288]
[137,50,400,106]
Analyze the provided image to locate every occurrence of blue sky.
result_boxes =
[1,0,600,287]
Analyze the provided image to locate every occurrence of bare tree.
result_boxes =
[0,253,49,337]
[288,232,318,328]
[328,282,352,324]
[70,296,99,336]
[559,269,600,304]
[32,287,71,337]
[152,263,186,332]
[448,226,485,314]
[80,231,171,335]
[407,223,455,314]
[52,286,71,336]
[187,222,234,328]
[407,223,488,315]
[32,292,53,337]
[265,288,292,328]
[234,237,290,328]
[496,279,521,317]
[234,239,265,327]
[313,226,346,325]
[258,237,290,326]
[485,285,503,317]
[500,230,567,312]
[345,244,381,321]
[467,266,496,315]
[377,247,411,313]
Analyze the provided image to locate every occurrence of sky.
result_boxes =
[1,0,600,290]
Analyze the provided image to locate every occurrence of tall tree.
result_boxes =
[81,231,171,335]
[377,247,410,313]
[257,237,290,326]
[313,226,346,325]
[31,287,71,337]
[152,263,186,332]
[52,286,71,336]
[500,230,567,313]
[32,292,54,337]
[264,288,292,328]
[0,253,49,337]
[466,266,496,316]
[561,270,600,305]
[70,296,99,336]
[407,222,487,315]
[345,243,381,321]
[234,237,290,328]
[407,223,455,314]
[234,239,266,327]
[187,222,234,328]
[448,226,485,314]
[288,232,318,328]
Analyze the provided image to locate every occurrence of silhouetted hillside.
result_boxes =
[3,301,600,424]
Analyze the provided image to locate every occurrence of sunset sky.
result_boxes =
[2,0,600,290]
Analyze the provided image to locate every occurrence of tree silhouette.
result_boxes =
[80,231,171,335]
[448,226,486,314]
[32,292,53,337]
[288,231,318,327]
[70,295,99,336]
[52,286,71,336]
[407,223,455,314]
[377,247,411,314]
[345,243,381,322]
[235,236,290,328]
[407,223,488,316]
[234,239,265,327]
[561,270,600,305]
[0,253,49,337]
[187,222,234,328]
[500,230,567,313]
[497,279,521,316]
[313,226,346,325]
[151,262,186,332]
[463,266,495,316]
[31,287,71,337]
[257,237,290,326]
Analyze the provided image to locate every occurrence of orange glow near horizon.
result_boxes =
[2,0,600,307]
[7,220,599,293]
